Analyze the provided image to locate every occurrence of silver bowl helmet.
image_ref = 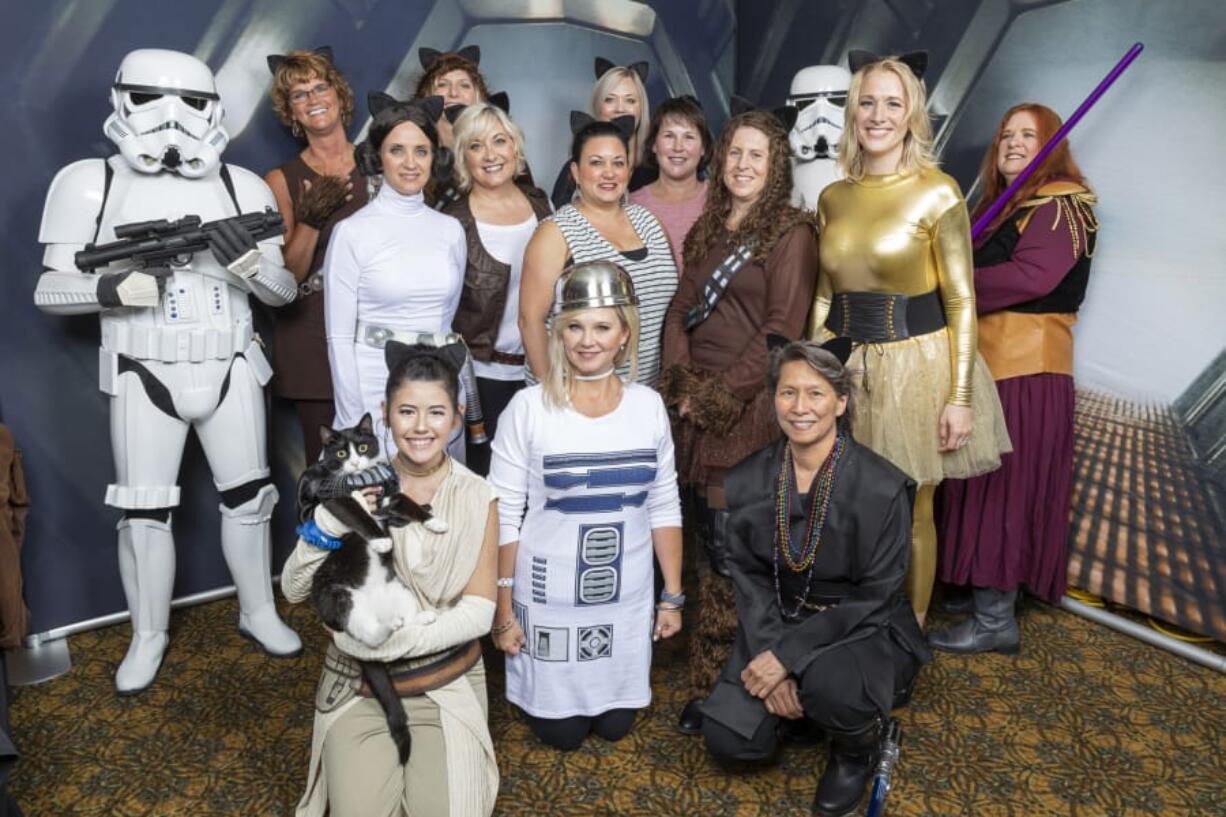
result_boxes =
[553,260,638,315]
[104,48,229,178]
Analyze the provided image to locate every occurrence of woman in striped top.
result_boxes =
[519,119,677,386]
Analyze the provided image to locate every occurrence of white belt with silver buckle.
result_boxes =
[357,321,464,350]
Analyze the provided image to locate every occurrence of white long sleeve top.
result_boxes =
[323,182,466,427]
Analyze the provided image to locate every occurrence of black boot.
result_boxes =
[928,588,1020,654]
[677,697,705,735]
[813,721,879,817]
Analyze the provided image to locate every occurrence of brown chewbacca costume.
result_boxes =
[659,220,818,700]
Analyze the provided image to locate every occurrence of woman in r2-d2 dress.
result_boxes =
[488,260,684,751]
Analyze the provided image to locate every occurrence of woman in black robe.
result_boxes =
[701,339,929,817]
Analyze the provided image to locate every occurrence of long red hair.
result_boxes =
[972,103,1088,233]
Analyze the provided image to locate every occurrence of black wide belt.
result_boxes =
[827,289,945,343]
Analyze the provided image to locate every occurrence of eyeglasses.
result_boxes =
[289,83,332,105]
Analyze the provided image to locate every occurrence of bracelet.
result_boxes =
[296,520,342,551]
[491,620,516,635]
[496,577,515,589]
[660,589,686,607]
[655,603,683,613]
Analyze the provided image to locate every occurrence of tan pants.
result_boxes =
[323,663,488,817]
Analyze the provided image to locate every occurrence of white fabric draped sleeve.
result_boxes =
[444,226,467,329]
[322,218,364,427]
[280,540,330,604]
[646,393,683,529]
[489,390,532,546]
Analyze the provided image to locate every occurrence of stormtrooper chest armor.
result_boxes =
[97,158,255,363]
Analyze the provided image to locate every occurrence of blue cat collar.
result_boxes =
[297,520,342,551]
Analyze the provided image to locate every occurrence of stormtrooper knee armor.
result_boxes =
[786,64,852,210]
[34,49,301,694]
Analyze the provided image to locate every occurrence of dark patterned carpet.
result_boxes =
[7,591,1225,816]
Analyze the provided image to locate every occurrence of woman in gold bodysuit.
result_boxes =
[807,55,1010,626]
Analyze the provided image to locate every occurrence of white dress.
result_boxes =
[323,181,467,458]
[488,382,682,718]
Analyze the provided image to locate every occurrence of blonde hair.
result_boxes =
[542,305,640,409]
[589,67,650,166]
[451,103,527,192]
[837,59,937,180]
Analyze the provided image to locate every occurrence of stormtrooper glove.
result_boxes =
[95,269,168,308]
[207,217,262,279]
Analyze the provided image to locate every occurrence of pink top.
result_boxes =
[629,182,708,271]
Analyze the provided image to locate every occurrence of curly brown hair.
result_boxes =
[269,50,354,137]
[683,110,815,268]
[413,54,489,102]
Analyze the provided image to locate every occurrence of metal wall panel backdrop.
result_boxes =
[0,0,735,638]
[738,0,1226,640]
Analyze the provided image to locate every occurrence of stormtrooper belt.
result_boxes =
[357,321,463,351]
[827,289,945,344]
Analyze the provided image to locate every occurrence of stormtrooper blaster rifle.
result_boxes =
[73,209,286,304]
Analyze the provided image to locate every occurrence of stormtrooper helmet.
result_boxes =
[786,65,852,163]
[104,48,229,177]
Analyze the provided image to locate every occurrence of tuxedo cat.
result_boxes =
[296,413,444,764]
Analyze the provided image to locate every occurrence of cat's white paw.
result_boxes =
[351,622,392,647]
[370,536,393,554]
[413,611,438,626]
[424,518,448,534]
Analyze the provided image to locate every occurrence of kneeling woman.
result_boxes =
[489,261,684,751]
[282,346,499,817]
[702,340,928,817]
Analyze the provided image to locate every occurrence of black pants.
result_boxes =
[703,632,918,763]
[292,398,336,465]
[466,377,524,476]
[523,708,638,752]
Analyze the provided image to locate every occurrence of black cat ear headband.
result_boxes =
[368,91,446,123]
[846,49,928,80]
[729,95,798,132]
[569,110,636,139]
[767,334,853,365]
[266,45,334,75]
[443,90,511,124]
[419,44,481,70]
[594,57,649,84]
[384,340,467,376]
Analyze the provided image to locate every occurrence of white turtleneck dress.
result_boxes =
[323,182,467,458]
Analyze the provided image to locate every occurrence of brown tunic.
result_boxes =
[661,223,818,487]
[272,158,369,400]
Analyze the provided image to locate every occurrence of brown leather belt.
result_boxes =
[488,350,526,367]
[358,639,482,698]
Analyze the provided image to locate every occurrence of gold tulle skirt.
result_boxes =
[848,329,1011,486]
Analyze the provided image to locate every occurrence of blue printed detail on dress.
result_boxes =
[542,449,656,515]
[575,522,623,606]
[577,625,614,661]
[531,557,547,605]
[533,626,569,661]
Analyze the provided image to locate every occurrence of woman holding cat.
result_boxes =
[489,260,683,751]
[323,95,468,462]
[282,343,500,817]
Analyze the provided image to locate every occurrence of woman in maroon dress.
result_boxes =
[265,48,369,463]
[931,103,1098,654]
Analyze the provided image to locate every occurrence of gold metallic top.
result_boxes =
[808,168,976,406]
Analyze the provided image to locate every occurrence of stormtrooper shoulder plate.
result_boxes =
[224,164,278,213]
[39,158,114,245]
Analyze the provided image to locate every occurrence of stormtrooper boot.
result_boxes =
[219,484,302,657]
[115,517,176,694]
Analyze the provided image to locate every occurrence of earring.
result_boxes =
[291,119,303,138]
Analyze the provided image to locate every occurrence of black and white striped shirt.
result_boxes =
[551,203,678,386]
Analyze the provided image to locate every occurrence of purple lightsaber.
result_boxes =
[971,42,1144,239]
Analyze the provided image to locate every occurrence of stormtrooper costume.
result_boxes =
[787,64,852,211]
[34,49,302,693]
